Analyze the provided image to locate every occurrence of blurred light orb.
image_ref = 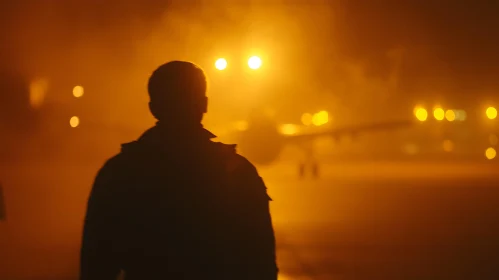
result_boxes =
[414,107,428,121]
[233,120,248,131]
[445,110,456,122]
[70,116,80,128]
[248,56,262,69]
[29,78,49,108]
[433,108,445,121]
[280,124,298,135]
[312,111,329,126]
[485,147,496,160]
[215,58,227,70]
[73,85,84,98]
[455,110,467,121]
[486,106,497,120]
[301,113,313,126]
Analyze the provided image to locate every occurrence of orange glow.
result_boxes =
[279,124,299,135]
[248,56,262,69]
[70,116,80,128]
[490,134,498,145]
[485,147,496,160]
[263,108,276,118]
[215,58,227,70]
[414,107,428,121]
[312,111,329,126]
[445,110,456,122]
[29,78,48,108]
[403,143,419,155]
[433,108,445,121]
[73,86,84,98]
[301,113,313,126]
[455,110,467,121]
[443,140,454,152]
[486,107,497,120]
[233,120,248,131]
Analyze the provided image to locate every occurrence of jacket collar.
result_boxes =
[138,122,216,145]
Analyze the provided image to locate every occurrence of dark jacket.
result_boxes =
[80,124,278,280]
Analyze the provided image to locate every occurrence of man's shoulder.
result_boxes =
[211,142,270,196]
[216,143,272,201]
[231,153,259,177]
[100,154,125,172]
[211,142,258,175]
[93,154,127,185]
[97,142,141,176]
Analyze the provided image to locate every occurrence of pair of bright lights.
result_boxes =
[215,56,262,70]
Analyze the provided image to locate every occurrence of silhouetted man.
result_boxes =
[80,61,278,280]
[0,182,5,221]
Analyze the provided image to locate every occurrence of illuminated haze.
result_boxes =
[1,0,498,129]
[1,1,499,278]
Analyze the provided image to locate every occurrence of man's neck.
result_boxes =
[155,121,204,133]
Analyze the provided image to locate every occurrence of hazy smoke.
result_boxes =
[2,0,498,127]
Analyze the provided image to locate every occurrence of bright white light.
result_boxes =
[215,58,227,70]
[248,56,262,69]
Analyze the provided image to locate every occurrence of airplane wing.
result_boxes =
[283,120,414,145]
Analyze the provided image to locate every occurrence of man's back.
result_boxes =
[81,125,278,279]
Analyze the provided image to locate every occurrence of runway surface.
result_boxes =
[262,162,499,279]
[1,160,499,279]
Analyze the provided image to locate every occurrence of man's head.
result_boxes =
[148,61,208,124]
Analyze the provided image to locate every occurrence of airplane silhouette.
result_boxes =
[0,72,413,178]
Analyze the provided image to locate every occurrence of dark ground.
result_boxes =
[1,160,499,279]
[264,162,499,280]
